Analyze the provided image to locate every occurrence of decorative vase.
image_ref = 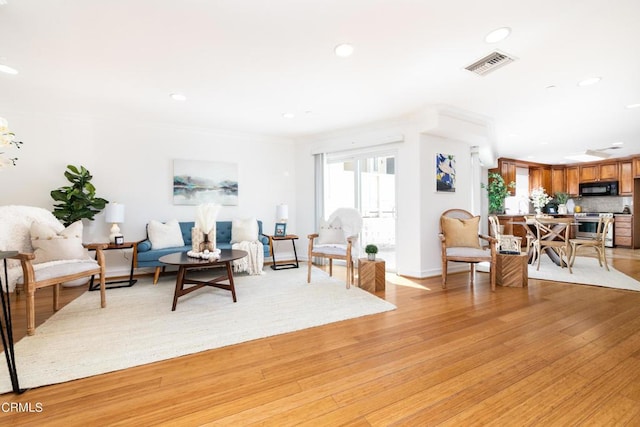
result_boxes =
[558,204,567,215]
[367,253,376,261]
[535,208,542,217]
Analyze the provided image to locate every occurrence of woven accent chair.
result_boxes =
[488,215,522,253]
[439,209,497,291]
[534,217,572,273]
[307,208,362,288]
[569,216,614,271]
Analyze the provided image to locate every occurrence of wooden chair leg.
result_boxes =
[470,263,475,287]
[329,259,333,277]
[307,256,312,283]
[442,260,448,289]
[153,267,162,284]
[53,283,60,311]
[26,288,35,336]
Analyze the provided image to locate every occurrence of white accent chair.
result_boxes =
[0,205,107,335]
[307,208,363,288]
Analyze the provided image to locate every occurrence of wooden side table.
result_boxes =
[496,252,528,287]
[265,234,299,270]
[88,241,138,291]
[358,258,385,293]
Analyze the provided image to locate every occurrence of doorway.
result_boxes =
[324,152,397,270]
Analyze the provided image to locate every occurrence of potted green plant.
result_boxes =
[365,244,378,261]
[50,165,109,226]
[482,172,515,214]
[554,191,570,214]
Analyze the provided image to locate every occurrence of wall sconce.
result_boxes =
[105,202,125,243]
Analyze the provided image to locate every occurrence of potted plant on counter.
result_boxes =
[554,191,570,214]
[365,244,379,261]
[482,172,515,214]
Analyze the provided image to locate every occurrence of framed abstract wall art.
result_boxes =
[436,153,456,192]
[173,159,239,205]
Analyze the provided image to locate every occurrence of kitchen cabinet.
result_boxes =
[500,160,517,196]
[619,160,633,195]
[614,215,632,248]
[529,166,551,193]
[566,166,579,196]
[580,162,618,182]
[551,167,565,195]
[633,157,640,178]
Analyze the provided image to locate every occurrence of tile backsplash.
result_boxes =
[569,196,632,213]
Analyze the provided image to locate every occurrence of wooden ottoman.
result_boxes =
[496,252,528,287]
[358,258,386,293]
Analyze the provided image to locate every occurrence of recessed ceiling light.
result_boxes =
[170,93,186,101]
[577,77,601,87]
[485,27,511,43]
[282,112,295,119]
[626,103,640,109]
[0,64,18,75]
[334,43,354,58]
[612,141,624,146]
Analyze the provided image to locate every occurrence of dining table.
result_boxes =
[510,217,576,266]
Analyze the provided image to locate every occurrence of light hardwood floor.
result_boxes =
[2,249,640,426]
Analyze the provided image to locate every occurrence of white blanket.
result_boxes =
[231,241,264,275]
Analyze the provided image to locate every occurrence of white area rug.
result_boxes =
[479,256,640,292]
[0,267,396,394]
[527,255,640,291]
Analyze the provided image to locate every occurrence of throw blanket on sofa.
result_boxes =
[231,241,264,275]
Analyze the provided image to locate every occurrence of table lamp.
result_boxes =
[276,203,288,223]
[105,202,125,243]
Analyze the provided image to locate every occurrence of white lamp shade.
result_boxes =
[276,204,288,222]
[105,203,125,224]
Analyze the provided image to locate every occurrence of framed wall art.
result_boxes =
[436,153,456,192]
[173,159,239,205]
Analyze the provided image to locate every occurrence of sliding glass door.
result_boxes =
[324,152,397,270]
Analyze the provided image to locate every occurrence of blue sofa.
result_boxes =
[135,220,270,283]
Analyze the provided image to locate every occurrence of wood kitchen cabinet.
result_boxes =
[619,160,633,195]
[566,166,579,196]
[633,157,640,177]
[580,162,618,182]
[614,215,632,248]
[529,166,551,193]
[551,166,565,195]
[500,160,517,196]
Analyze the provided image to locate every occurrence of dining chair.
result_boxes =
[488,215,522,253]
[523,215,541,265]
[569,216,614,270]
[534,217,572,273]
[439,209,497,291]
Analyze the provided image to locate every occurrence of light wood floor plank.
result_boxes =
[2,249,640,425]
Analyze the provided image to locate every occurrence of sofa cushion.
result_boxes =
[148,219,185,250]
[231,218,259,243]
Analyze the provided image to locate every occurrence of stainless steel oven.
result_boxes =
[574,213,614,247]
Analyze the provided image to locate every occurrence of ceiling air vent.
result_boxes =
[465,51,515,76]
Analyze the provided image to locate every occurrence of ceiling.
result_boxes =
[1,0,639,165]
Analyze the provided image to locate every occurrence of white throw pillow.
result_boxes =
[148,219,185,250]
[30,220,89,264]
[231,217,259,243]
[317,217,345,245]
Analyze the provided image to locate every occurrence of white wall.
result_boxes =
[1,112,296,275]
[294,107,491,278]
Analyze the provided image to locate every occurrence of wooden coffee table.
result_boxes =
[159,249,248,311]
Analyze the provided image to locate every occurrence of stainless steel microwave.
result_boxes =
[579,181,618,196]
